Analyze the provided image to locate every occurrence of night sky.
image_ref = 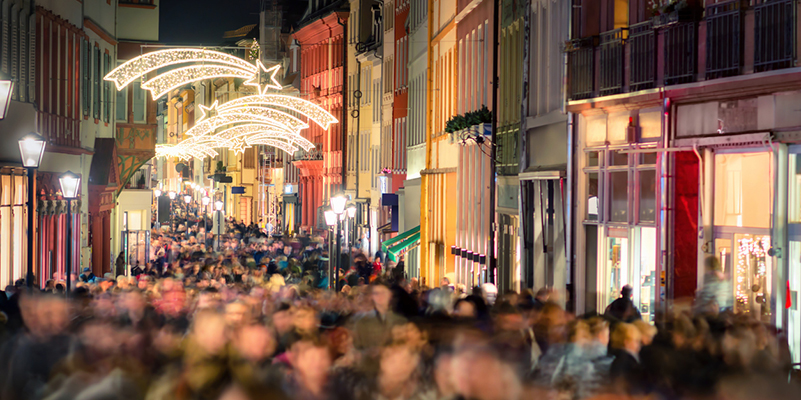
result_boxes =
[159,0,262,45]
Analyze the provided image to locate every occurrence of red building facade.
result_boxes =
[292,1,349,232]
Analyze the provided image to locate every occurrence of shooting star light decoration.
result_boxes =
[105,48,338,158]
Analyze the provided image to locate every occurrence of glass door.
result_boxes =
[788,241,801,363]
[714,231,772,320]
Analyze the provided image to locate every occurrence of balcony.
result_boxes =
[629,21,656,92]
[599,29,628,97]
[754,0,797,72]
[566,1,799,103]
[664,21,697,86]
[706,0,745,80]
[567,37,596,100]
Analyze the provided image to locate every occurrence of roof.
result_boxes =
[223,24,258,39]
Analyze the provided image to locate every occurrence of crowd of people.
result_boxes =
[0,216,799,400]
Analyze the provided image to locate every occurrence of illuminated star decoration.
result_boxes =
[104,48,337,158]
[104,49,282,100]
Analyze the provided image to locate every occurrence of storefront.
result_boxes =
[574,108,664,321]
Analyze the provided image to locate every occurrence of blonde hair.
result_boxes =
[633,320,657,341]
[611,323,642,349]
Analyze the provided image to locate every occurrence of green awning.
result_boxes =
[383,225,420,262]
[381,225,420,253]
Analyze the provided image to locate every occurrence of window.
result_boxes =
[116,86,128,122]
[132,80,146,123]
[93,46,101,120]
[103,53,111,123]
[82,40,90,116]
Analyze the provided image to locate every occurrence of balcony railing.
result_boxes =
[664,21,697,85]
[754,0,797,72]
[567,37,596,100]
[599,28,628,96]
[706,0,744,80]
[629,21,656,92]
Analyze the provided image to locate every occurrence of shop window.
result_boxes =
[714,152,772,229]
[586,172,599,221]
[789,154,801,223]
[604,235,628,307]
[732,234,772,318]
[609,171,628,222]
[639,170,657,222]
[587,151,601,167]
[611,150,628,166]
[640,152,657,165]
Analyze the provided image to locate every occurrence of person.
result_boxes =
[79,267,96,283]
[609,322,646,395]
[694,256,731,314]
[351,281,407,351]
[604,285,642,323]
[115,251,126,277]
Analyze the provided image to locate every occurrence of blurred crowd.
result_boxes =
[0,219,799,400]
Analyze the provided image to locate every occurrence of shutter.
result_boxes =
[27,12,34,103]
[103,52,109,123]
[18,6,28,102]
[82,39,89,116]
[93,46,100,119]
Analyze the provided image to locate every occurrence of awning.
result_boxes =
[382,225,420,262]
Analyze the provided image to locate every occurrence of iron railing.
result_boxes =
[664,22,697,85]
[567,37,596,100]
[629,21,656,92]
[599,28,628,96]
[706,0,744,80]
[754,0,797,72]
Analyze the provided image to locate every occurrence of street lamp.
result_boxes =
[59,171,80,295]
[215,200,224,211]
[18,132,46,289]
[0,71,14,120]
[154,189,162,197]
[347,204,357,219]
[184,194,191,204]
[330,194,348,215]
[168,191,176,200]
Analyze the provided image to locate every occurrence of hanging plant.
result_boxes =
[445,106,492,133]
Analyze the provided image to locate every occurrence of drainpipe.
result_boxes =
[421,0,434,286]
[337,16,348,195]
[487,0,500,284]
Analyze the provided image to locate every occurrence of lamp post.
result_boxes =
[0,71,14,120]
[328,194,348,290]
[168,191,176,230]
[202,196,210,234]
[153,189,161,230]
[324,208,337,290]
[346,204,356,250]
[18,132,46,290]
[215,200,224,251]
[59,171,80,294]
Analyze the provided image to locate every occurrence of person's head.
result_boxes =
[440,277,450,287]
[292,305,318,335]
[633,320,658,346]
[611,322,642,355]
[290,339,331,383]
[191,309,228,355]
[705,255,722,273]
[379,342,420,383]
[535,288,550,302]
[454,298,477,318]
[371,282,392,313]
[587,317,610,346]
[568,319,591,345]
[234,323,277,363]
[620,285,633,299]
[225,300,251,328]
